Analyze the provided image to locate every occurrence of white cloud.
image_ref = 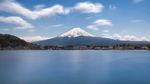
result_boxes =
[0,0,70,19]
[87,25,99,30]
[20,36,50,42]
[112,34,149,41]
[0,16,33,29]
[102,31,149,41]
[74,2,104,13]
[94,19,113,26]
[87,19,113,30]
[133,0,144,4]
[50,24,63,27]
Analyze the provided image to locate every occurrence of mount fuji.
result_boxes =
[60,28,94,37]
[34,28,149,46]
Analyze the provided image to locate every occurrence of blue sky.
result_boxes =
[0,0,150,42]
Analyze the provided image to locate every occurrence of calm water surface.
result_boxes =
[0,50,150,84]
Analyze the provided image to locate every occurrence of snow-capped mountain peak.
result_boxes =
[60,28,94,37]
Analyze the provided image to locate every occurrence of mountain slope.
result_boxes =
[34,36,150,46]
[34,28,150,46]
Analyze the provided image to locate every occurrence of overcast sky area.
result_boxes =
[0,0,150,42]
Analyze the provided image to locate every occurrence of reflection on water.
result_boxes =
[0,50,150,84]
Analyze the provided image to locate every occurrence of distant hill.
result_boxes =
[0,34,41,50]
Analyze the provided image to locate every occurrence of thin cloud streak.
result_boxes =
[87,19,113,30]
[74,2,104,13]
[0,16,33,29]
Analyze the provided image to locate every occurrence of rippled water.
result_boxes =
[0,50,150,84]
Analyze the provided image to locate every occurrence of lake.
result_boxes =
[0,50,150,84]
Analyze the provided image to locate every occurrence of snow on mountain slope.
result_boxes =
[60,28,94,37]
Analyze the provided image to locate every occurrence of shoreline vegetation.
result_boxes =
[0,34,150,50]
[1,44,150,50]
